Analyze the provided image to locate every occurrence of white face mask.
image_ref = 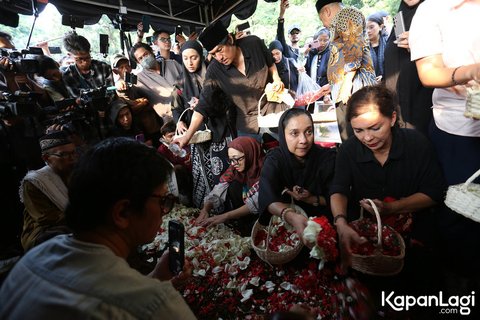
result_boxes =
[140,55,157,69]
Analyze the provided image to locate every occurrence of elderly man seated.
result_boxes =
[20,131,77,251]
[1,137,195,319]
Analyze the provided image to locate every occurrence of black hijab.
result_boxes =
[258,108,336,224]
[180,40,207,104]
[384,0,433,135]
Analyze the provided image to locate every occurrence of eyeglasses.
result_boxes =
[157,37,172,43]
[150,193,177,213]
[228,156,245,165]
[46,150,77,159]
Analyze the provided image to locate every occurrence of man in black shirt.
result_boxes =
[175,21,285,147]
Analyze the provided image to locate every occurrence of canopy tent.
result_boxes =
[0,0,259,33]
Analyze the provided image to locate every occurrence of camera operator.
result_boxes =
[62,32,113,98]
[0,32,51,108]
[62,32,116,141]
[36,55,70,102]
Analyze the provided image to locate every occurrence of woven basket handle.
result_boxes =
[461,168,480,191]
[360,199,383,248]
[257,92,267,115]
[176,107,209,131]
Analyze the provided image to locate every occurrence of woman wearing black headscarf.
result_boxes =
[268,40,299,93]
[171,40,235,208]
[367,13,386,82]
[258,108,336,238]
[384,0,433,136]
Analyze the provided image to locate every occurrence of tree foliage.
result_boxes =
[1,0,401,63]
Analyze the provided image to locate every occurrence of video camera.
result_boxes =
[0,48,42,74]
[125,72,137,86]
[79,86,116,112]
[0,91,38,118]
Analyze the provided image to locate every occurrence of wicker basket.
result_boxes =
[445,168,480,223]
[464,87,480,120]
[350,199,405,276]
[174,108,212,144]
[251,204,307,265]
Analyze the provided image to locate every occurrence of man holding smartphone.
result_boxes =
[0,138,195,319]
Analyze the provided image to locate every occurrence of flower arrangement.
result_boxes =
[143,205,372,319]
[302,216,339,270]
[349,219,402,257]
[253,215,301,252]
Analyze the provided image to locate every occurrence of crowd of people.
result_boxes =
[0,0,479,318]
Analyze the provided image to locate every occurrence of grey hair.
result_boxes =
[314,27,330,40]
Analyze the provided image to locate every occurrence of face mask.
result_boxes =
[140,55,157,69]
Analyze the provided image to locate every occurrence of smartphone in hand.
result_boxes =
[236,21,250,32]
[142,15,150,33]
[168,220,185,275]
[393,11,406,39]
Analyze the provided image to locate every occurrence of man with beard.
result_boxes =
[276,0,303,62]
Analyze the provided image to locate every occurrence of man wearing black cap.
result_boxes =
[19,131,76,251]
[277,0,303,62]
[315,0,376,141]
[175,21,286,146]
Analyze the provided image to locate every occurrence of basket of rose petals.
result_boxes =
[252,205,307,265]
[350,199,405,276]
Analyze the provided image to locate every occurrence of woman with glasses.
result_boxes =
[196,136,264,236]
[258,108,336,238]
[172,40,235,208]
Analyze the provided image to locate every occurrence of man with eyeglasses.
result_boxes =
[62,32,114,98]
[19,130,77,251]
[152,29,183,66]
[1,137,195,319]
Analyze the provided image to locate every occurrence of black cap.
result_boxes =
[315,0,342,12]
[198,21,228,52]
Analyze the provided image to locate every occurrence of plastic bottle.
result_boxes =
[168,143,187,158]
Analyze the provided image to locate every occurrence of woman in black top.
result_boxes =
[367,13,386,82]
[384,0,432,136]
[330,86,445,261]
[258,108,336,238]
[268,40,299,93]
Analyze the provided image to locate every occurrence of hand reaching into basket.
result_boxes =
[335,221,367,272]
[359,198,390,215]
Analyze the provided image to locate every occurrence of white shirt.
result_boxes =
[0,235,196,320]
[409,0,480,137]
